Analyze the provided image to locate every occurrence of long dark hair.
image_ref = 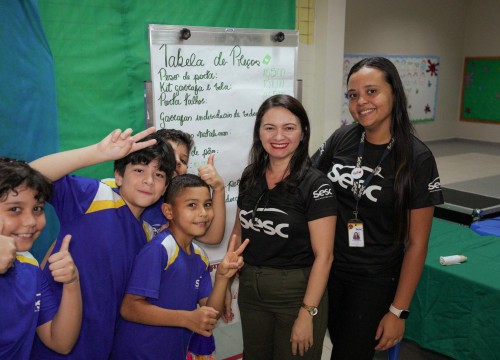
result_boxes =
[239,94,311,195]
[347,57,415,244]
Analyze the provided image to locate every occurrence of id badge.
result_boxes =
[348,219,364,247]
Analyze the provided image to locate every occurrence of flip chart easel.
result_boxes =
[149,24,298,261]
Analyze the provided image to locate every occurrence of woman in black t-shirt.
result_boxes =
[312,57,444,360]
[229,94,337,360]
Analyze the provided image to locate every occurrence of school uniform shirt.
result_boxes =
[312,123,444,275]
[238,167,337,269]
[31,175,149,360]
[0,252,57,360]
[141,200,166,233]
[111,229,213,360]
[102,177,166,234]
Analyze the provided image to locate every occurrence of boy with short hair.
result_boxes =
[29,128,176,359]
[110,128,226,244]
[152,129,226,245]
[111,174,248,360]
[0,158,81,359]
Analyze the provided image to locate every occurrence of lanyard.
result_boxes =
[351,132,394,218]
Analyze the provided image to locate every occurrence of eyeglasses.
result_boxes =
[251,189,270,224]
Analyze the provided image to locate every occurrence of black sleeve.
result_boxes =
[311,133,335,173]
[411,143,444,209]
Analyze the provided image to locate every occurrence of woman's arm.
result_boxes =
[374,206,434,351]
[291,215,336,356]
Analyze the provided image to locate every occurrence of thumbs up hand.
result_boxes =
[0,218,16,274]
[198,154,225,192]
[48,235,79,285]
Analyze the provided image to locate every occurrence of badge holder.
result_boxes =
[348,211,364,247]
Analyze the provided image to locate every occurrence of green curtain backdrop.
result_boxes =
[39,0,296,179]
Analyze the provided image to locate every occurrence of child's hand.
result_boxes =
[48,235,79,285]
[217,235,249,279]
[96,127,157,160]
[0,218,16,273]
[0,235,16,274]
[198,154,225,192]
[187,306,219,337]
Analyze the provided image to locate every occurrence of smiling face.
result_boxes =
[259,107,303,164]
[115,158,168,219]
[347,66,394,139]
[0,186,46,252]
[163,186,213,248]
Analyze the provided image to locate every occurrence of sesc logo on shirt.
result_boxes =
[428,177,441,192]
[35,292,41,312]
[313,184,334,200]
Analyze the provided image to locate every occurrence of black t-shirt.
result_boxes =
[237,167,337,269]
[312,123,444,275]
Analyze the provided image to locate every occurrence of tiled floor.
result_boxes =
[427,138,500,198]
[212,138,500,360]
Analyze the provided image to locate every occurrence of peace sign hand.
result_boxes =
[217,235,249,278]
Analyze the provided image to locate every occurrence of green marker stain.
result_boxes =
[263,54,271,65]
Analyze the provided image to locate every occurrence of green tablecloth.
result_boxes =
[406,218,500,359]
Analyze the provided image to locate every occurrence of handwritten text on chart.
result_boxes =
[159,45,262,69]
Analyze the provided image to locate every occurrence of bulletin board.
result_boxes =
[461,57,500,123]
[342,54,440,125]
[149,24,298,261]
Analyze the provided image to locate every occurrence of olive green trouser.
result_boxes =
[238,264,328,360]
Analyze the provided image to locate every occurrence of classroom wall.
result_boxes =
[456,0,500,142]
[337,0,500,144]
[343,0,467,142]
[297,0,346,152]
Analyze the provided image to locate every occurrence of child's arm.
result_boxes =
[30,127,156,181]
[220,210,243,322]
[120,294,219,337]
[36,235,82,354]
[205,235,249,315]
[0,220,16,274]
[197,154,226,245]
[119,236,248,337]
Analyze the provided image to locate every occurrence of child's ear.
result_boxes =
[162,183,169,196]
[161,203,173,220]
[114,170,123,187]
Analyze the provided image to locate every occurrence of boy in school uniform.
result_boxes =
[103,128,226,244]
[147,129,226,245]
[29,128,176,359]
[111,174,249,360]
[0,158,81,359]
